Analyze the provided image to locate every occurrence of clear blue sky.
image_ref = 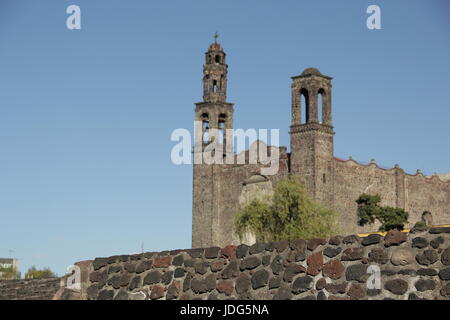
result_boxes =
[0,0,449,276]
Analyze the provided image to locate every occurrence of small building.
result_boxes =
[0,258,19,280]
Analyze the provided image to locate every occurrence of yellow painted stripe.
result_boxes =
[357,224,450,238]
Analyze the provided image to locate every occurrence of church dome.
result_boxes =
[301,67,322,76]
[208,42,223,51]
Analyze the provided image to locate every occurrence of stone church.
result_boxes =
[192,39,450,248]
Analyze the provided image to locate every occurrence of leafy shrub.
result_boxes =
[234,176,338,242]
[356,193,409,231]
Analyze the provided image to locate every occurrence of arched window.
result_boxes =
[218,114,227,145]
[300,88,309,124]
[213,80,218,93]
[201,113,209,144]
[215,55,221,63]
[318,88,325,124]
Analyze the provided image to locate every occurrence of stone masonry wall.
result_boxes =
[333,158,450,236]
[83,227,450,300]
[0,278,61,300]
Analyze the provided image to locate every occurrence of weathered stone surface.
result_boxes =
[269,276,281,289]
[441,247,450,265]
[221,245,237,260]
[89,270,107,284]
[251,269,269,289]
[108,273,131,289]
[307,252,323,276]
[316,278,327,290]
[408,293,426,300]
[273,286,292,300]
[205,274,216,292]
[322,260,345,280]
[166,281,181,300]
[384,230,407,246]
[86,284,98,299]
[191,277,206,294]
[107,265,122,274]
[119,255,130,262]
[417,268,438,276]
[270,255,283,275]
[347,283,366,300]
[135,260,152,273]
[290,239,307,251]
[323,247,342,258]
[172,255,184,266]
[93,258,108,270]
[412,237,429,249]
[221,260,238,279]
[329,295,350,300]
[274,240,289,253]
[292,276,313,294]
[416,249,439,266]
[240,256,261,270]
[307,238,327,251]
[341,248,364,261]
[97,289,114,300]
[249,243,266,254]
[235,274,251,294]
[205,247,221,259]
[183,273,192,292]
[345,264,368,282]
[391,248,414,266]
[236,245,249,258]
[430,236,444,249]
[217,280,234,296]
[441,282,450,297]
[124,262,137,273]
[343,235,361,244]
[368,248,389,264]
[362,234,382,246]
[162,271,173,285]
[262,255,271,266]
[329,236,343,246]
[150,285,165,300]
[283,263,306,282]
[300,295,316,300]
[210,259,225,272]
[194,261,210,274]
[317,291,327,300]
[128,276,142,290]
[187,248,204,258]
[385,279,408,295]
[143,271,162,285]
[325,282,347,294]
[398,269,416,276]
[429,227,450,234]
[367,289,381,297]
[415,279,436,292]
[439,267,450,280]
[174,267,185,278]
[154,256,172,268]
[114,290,129,300]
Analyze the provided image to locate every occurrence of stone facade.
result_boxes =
[79,227,450,300]
[192,40,450,248]
[0,278,61,300]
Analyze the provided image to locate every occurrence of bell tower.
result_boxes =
[290,67,335,205]
[192,35,234,248]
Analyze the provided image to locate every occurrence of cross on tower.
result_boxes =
[214,32,219,43]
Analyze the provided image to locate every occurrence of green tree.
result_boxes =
[234,176,338,242]
[0,265,20,280]
[356,193,409,231]
[24,266,57,279]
